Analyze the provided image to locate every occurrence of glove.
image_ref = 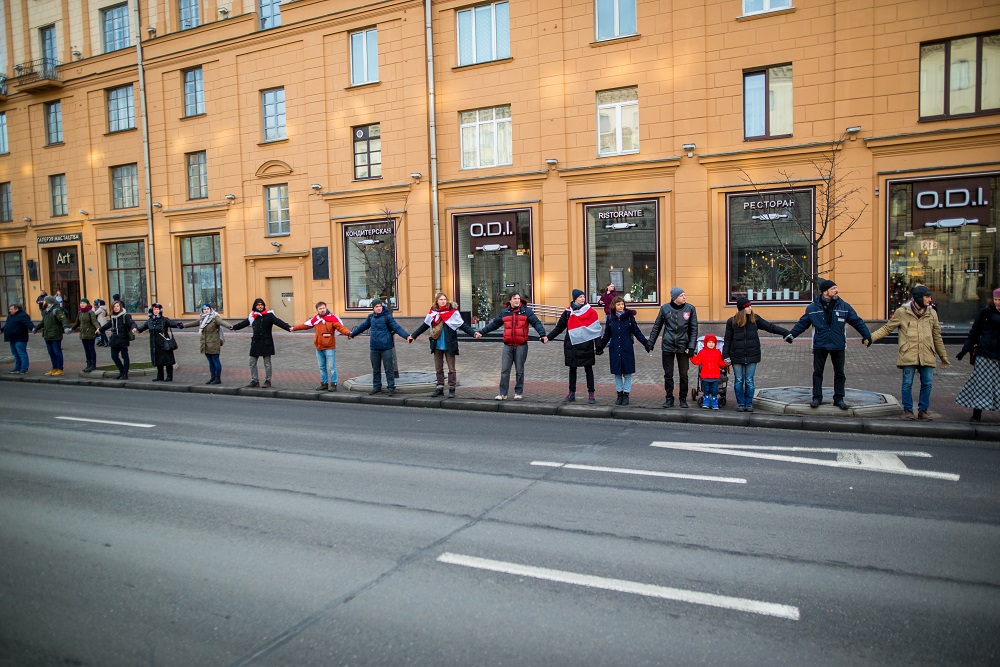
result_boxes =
[956,350,965,361]
[63,327,72,334]
[595,347,604,356]
[177,322,185,329]
[784,334,794,344]
[685,348,694,357]
[724,358,731,366]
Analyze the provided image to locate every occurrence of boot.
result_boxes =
[588,392,596,404]
[165,368,173,382]
[711,395,720,410]
[448,386,456,398]
[679,398,689,408]
[316,382,328,391]
[615,391,623,405]
[622,392,630,405]
[206,376,215,384]
[662,396,673,408]
[564,392,575,403]
[211,375,221,385]
[263,380,272,388]
[972,408,983,422]
[431,386,444,397]
[329,382,337,391]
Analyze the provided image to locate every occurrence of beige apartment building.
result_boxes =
[0,0,998,332]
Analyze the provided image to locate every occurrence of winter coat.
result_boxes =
[478,302,546,346]
[231,311,291,357]
[3,310,34,342]
[870,303,949,368]
[350,309,409,351]
[723,315,789,365]
[648,302,698,353]
[959,303,1000,361]
[788,296,871,350]
[292,316,352,350]
[598,290,619,315]
[199,315,225,355]
[35,305,70,341]
[547,309,598,368]
[94,304,109,327]
[596,309,649,375]
[690,337,728,380]
[411,310,476,356]
[100,312,136,348]
[135,315,184,366]
[73,309,100,340]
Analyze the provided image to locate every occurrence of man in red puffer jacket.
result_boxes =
[475,291,548,400]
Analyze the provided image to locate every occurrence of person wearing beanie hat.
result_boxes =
[33,294,71,375]
[787,278,872,409]
[474,291,548,400]
[723,296,790,412]
[546,289,603,403]
[349,296,410,395]
[71,298,100,372]
[869,285,950,420]
[230,297,292,388]
[955,286,1000,421]
[647,287,698,408]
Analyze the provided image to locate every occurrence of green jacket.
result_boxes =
[36,306,70,341]
[73,309,100,340]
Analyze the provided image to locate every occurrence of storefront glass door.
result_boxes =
[455,210,532,326]
[47,245,81,322]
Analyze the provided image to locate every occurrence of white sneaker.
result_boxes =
[513,394,523,400]
[495,394,507,400]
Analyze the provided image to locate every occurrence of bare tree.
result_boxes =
[354,206,408,304]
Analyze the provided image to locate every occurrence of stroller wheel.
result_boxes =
[720,395,727,406]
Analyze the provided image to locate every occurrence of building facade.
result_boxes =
[0,0,997,331]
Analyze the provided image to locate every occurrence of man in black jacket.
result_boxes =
[230,298,292,388]
[647,287,698,408]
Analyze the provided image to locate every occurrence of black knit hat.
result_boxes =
[818,279,837,294]
[735,296,751,311]
[911,285,932,301]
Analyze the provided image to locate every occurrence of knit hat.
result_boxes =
[572,289,585,301]
[43,295,56,306]
[670,287,684,301]
[80,298,90,306]
[818,279,837,294]
[201,302,212,311]
[994,287,1000,299]
[371,298,384,308]
[507,291,521,302]
[911,285,932,302]
[735,296,751,311]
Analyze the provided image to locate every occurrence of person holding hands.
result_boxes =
[291,301,352,391]
[595,296,649,405]
[647,286,698,408]
[409,293,476,398]
[474,291,548,400]
[349,298,409,396]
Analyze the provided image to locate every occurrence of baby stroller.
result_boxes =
[690,335,728,407]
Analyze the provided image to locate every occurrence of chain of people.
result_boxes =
[4,282,999,423]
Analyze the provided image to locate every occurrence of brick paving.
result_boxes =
[5,315,994,425]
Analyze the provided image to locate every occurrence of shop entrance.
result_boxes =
[47,245,81,322]
[454,210,532,327]
[267,277,295,323]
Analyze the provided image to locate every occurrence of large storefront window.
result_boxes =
[105,241,147,313]
[727,188,813,303]
[344,220,398,310]
[0,250,24,310]
[180,234,223,313]
[455,210,532,325]
[585,200,658,305]
[888,174,999,331]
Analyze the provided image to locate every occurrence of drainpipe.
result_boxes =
[424,0,441,293]
[135,1,158,304]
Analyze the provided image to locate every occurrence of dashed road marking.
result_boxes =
[56,416,155,428]
[531,461,746,484]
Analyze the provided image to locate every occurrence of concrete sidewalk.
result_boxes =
[3,323,997,440]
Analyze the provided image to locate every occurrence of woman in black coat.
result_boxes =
[98,300,137,379]
[547,289,603,404]
[956,287,1000,422]
[135,303,185,382]
[596,297,649,405]
[722,297,790,412]
[230,297,292,388]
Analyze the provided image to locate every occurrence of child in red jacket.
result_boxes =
[690,334,728,410]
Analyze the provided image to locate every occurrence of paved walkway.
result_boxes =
[3,318,994,428]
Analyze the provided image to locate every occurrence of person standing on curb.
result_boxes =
[786,279,872,409]
[94,299,110,347]
[71,298,100,372]
[690,334,728,410]
[349,298,409,396]
[474,291,548,400]
[135,303,185,382]
[230,298,291,389]
[291,301,352,391]
[598,283,619,316]
[98,300,137,379]
[868,285,950,420]
[547,289,602,404]
[4,304,34,374]
[33,295,71,376]
[197,302,225,385]
[723,297,791,413]
[595,296,649,405]
[409,293,477,398]
[647,286,698,408]
[955,287,1000,422]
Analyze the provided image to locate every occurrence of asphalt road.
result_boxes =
[1,383,998,666]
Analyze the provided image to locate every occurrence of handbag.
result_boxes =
[160,331,179,351]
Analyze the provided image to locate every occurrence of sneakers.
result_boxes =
[50,369,64,376]
[564,392,576,403]
[387,390,396,397]
[701,395,710,409]
[316,383,328,391]
[745,404,754,413]
[662,396,674,409]
[431,386,444,397]
[44,369,55,376]
[448,387,456,398]
[588,393,596,404]
[736,405,745,412]
[903,410,916,420]
[245,380,260,388]
[710,396,719,410]
[917,410,933,421]
[678,399,689,408]
[495,394,507,401]
[263,380,272,388]
[369,388,382,395]
[513,394,523,400]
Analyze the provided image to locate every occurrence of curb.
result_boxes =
[2,374,997,442]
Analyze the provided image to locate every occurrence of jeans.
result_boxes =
[812,349,846,401]
[702,379,719,396]
[206,354,222,377]
[249,355,272,382]
[499,344,529,395]
[8,341,28,372]
[370,348,396,391]
[434,349,457,388]
[901,365,934,413]
[111,346,130,374]
[614,373,633,392]
[568,365,595,393]
[316,348,337,384]
[731,362,758,407]
[81,338,97,367]
[661,351,690,399]
[45,339,64,370]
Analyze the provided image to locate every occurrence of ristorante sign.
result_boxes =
[37,233,82,244]
[912,176,992,230]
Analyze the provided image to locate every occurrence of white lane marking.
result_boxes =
[531,461,746,484]
[650,442,960,481]
[437,552,800,620]
[56,416,155,428]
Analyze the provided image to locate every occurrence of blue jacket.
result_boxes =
[3,310,34,342]
[789,296,871,350]
[596,309,649,375]
[351,309,409,351]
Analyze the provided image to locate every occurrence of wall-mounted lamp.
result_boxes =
[21,216,31,222]
[146,27,156,37]
[71,49,82,59]
[682,143,696,157]
[152,201,162,208]
[545,158,559,166]
[218,7,230,17]
[270,241,282,249]
[224,194,236,202]
[845,126,862,140]
[310,184,322,191]
[78,209,89,216]
[13,64,23,74]
[410,172,422,180]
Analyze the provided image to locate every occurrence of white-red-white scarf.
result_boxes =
[423,306,464,331]
[304,312,344,327]
[566,303,602,345]
[247,309,273,324]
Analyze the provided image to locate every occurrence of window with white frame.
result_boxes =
[744,65,793,139]
[45,101,63,144]
[350,28,379,85]
[742,0,792,16]
[261,88,286,142]
[102,3,130,52]
[597,87,639,156]
[186,151,208,200]
[107,85,135,132]
[353,124,382,180]
[460,105,512,169]
[258,0,281,29]
[0,112,7,153]
[183,67,205,117]
[457,2,510,66]
[265,184,289,235]
[0,183,12,222]
[49,174,67,216]
[920,33,1000,119]
[111,164,139,209]
[595,0,636,41]
[179,0,200,29]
